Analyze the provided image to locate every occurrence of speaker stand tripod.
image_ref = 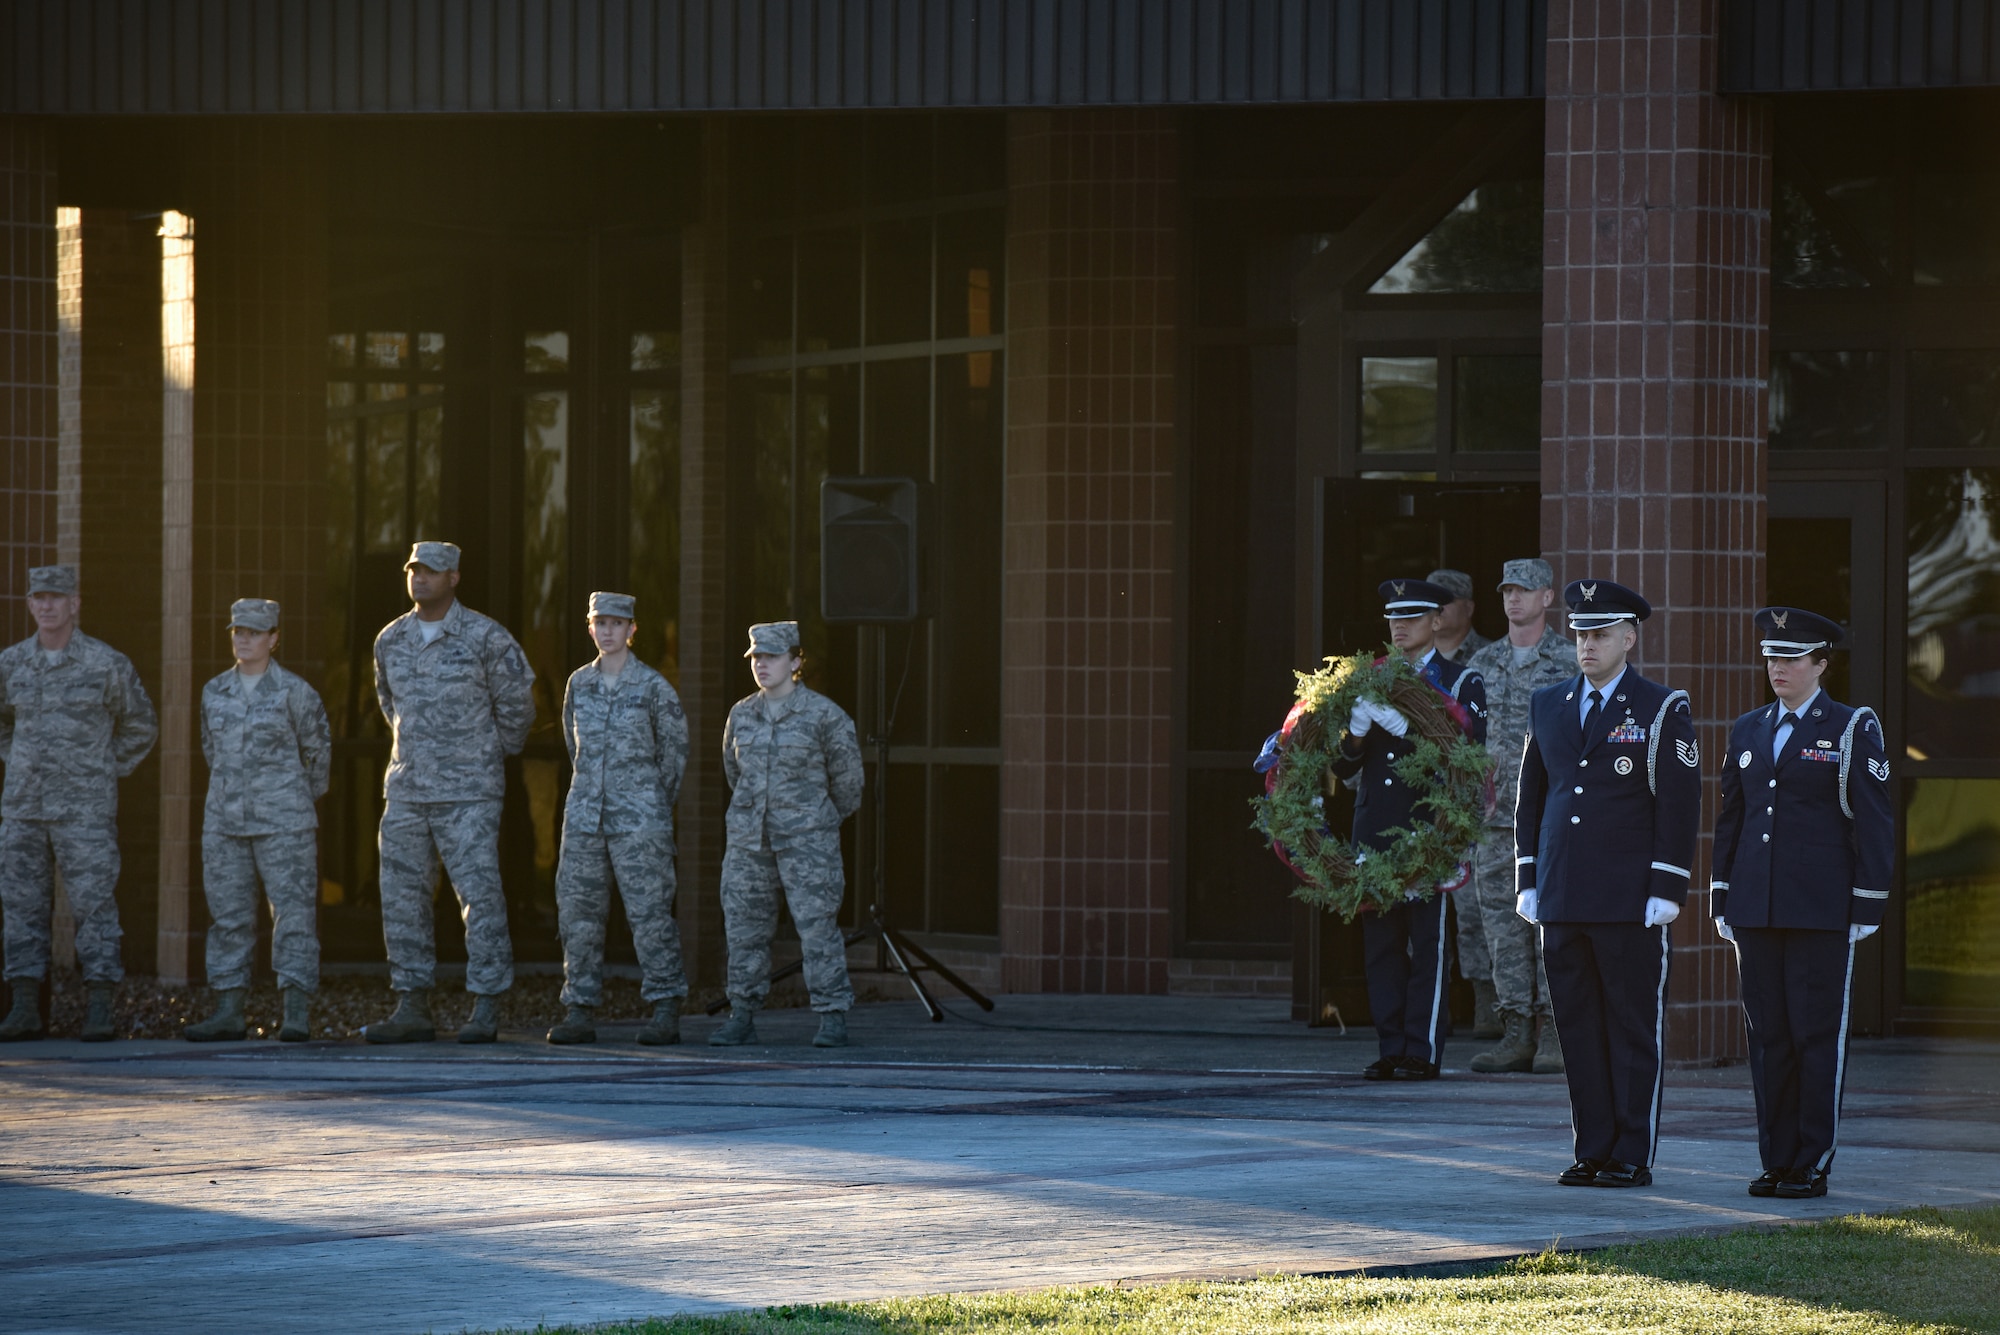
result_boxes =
[707,625,994,1022]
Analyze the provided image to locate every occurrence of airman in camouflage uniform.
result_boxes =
[1465,558,1578,1073]
[364,542,535,1045]
[1428,567,1501,1035]
[711,622,865,1049]
[547,592,690,1047]
[0,565,158,1042]
[185,599,332,1044]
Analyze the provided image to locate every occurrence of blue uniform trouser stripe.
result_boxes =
[1360,893,1451,1065]
[1734,926,1854,1175]
[1540,921,1670,1168]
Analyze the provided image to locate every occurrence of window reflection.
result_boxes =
[1914,174,2000,287]
[524,332,569,374]
[1770,350,1886,450]
[1910,350,2000,451]
[628,388,679,681]
[1772,181,1871,289]
[1453,355,1540,452]
[1369,181,1541,295]
[521,389,569,735]
[1360,356,1437,452]
[1904,778,2000,1012]
[1906,468,2000,762]
[630,331,678,371]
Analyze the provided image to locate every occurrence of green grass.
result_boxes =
[496,1205,2000,1335]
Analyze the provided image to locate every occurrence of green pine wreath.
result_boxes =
[1250,650,1493,921]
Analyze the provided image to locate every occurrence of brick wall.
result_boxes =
[0,121,57,641]
[1000,110,1178,994]
[1541,0,1771,1063]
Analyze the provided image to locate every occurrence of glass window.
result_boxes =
[733,235,794,358]
[1914,174,2000,287]
[738,371,794,627]
[1369,181,1542,295]
[935,352,1004,748]
[866,217,933,346]
[1904,778,2000,1011]
[1911,350,2000,451]
[1770,351,1887,450]
[936,209,1005,341]
[1360,356,1437,453]
[1772,181,1871,289]
[628,387,679,682]
[1768,516,1853,703]
[520,388,569,735]
[1906,468,2000,762]
[1453,355,1540,452]
[797,228,861,353]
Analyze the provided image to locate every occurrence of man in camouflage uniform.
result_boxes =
[711,622,865,1049]
[1466,558,1578,1073]
[547,592,690,1047]
[364,542,535,1045]
[1428,568,1500,1038]
[0,565,157,1042]
[185,599,332,1043]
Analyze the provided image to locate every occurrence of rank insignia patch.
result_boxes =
[1869,757,1891,782]
[1676,739,1700,767]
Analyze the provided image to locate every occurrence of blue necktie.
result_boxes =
[1582,688,1603,745]
[1773,710,1798,763]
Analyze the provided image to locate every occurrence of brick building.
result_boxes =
[3,2,1997,1059]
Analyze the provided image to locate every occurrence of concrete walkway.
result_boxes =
[2,996,1996,1334]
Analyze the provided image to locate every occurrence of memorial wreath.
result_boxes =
[1251,650,1493,921]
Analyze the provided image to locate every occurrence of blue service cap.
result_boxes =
[1377,578,1456,619]
[1565,578,1652,630]
[1755,606,1844,657]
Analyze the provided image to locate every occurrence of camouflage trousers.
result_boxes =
[0,818,124,983]
[1474,826,1552,1020]
[201,827,320,992]
[1451,853,1491,986]
[378,799,514,996]
[721,837,854,1013]
[555,827,687,1008]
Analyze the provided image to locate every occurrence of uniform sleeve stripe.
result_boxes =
[1852,887,1889,900]
[1650,861,1691,879]
[1516,856,1535,866]
[1710,881,1729,892]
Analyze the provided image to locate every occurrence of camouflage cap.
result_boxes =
[404,540,461,572]
[27,564,78,596]
[588,591,637,620]
[1426,568,1475,602]
[1497,558,1555,591]
[227,598,281,631]
[744,621,802,657]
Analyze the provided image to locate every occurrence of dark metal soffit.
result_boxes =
[1724,0,2000,93]
[4,0,1545,115]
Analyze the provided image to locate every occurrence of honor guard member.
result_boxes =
[185,599,332,1043]
[1427,568,1498,1038]
[711,623,865,1049]
[1711,607,1892,1200]
[547,592,691,1046]
[1333,579,1488,1081]
[1467,559,1578,1075]
[0,565,158,1042]
[1516,580,1701,1188]
[364,542,535,1045]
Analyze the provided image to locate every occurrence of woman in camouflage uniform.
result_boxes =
[710,622,865,1049]
[547,592,690,1046]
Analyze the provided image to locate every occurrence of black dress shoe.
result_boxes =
[1558,1159,1605,1186]
[1775,1168,1828,1199]
[1592,1161,1653,1188]
[1748,1169,1784,1198]
[1362,1057,1398,1081]
[1390,1056,1441,1081]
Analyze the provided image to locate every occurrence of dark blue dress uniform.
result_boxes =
[1515,580,1701,1182]
[1332,580,1488,1079]
[1712,606,1893,1199]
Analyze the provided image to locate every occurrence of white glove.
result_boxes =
[1347,703,1374,738]
[1515,890,1539,925]
[1713,916,1736,944]
[1849,923,1879,944]
[1370,700,1410,737]
[1644,896,1681,928]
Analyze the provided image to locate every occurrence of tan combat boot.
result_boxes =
[547,1004,596,1045]
[80,982,118,1042]
[457,992,502,1044]
[279,987,312,1042]
[1468,1011,1536,1073]
[363,989,436,1044]
[635,998,681,1047]
[708,1004,758,1046]
[1470,979,1503,1039]
[1532,1014,1566,1074]
[183,987,248,1042]
[0,980,45,1041]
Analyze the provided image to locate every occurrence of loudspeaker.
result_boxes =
[820,476,933,624]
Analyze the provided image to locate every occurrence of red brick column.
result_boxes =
[1000,110,1177,994]
[674,118,732,994]
[0,120,57,641]
[1542,1,1770,1063]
